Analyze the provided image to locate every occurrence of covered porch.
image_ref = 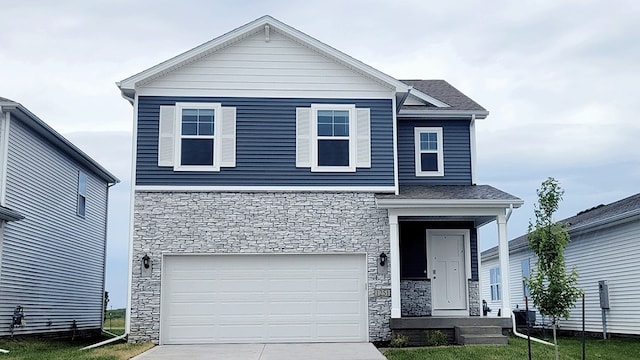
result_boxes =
[376,185,522,345]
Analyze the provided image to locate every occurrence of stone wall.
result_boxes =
[130,191,391,343]
[400,280,431,316]
[468,280,480,316]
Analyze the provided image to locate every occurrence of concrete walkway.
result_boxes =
[131,343,387,360]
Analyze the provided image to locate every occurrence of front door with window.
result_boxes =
[428,230,468,313]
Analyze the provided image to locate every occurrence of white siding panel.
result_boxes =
[483,220,640,335]
[479,257,502,317]
[140,31,393,98]
[0,120,108,336]
[161,254,368,344]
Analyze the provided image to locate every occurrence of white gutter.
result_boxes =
[398,110,490,119]
[80,333,128,350]
[511,315,553,346]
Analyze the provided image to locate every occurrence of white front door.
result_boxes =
[428,230,468,312]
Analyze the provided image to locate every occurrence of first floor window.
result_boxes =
[414,127,444,176]
[77,171,87,217]
[490,267,501,301]
[521,258,531,297]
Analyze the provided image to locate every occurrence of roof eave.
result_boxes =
[398,109,490,119]
[1,103,120,184]
[376,198,524,209]
[117,15,411,96]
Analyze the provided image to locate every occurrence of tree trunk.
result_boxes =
[553,320,559,360]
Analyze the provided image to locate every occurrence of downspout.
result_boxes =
[0,349,8,354]
[506,203,514,221]
[511,316,553,346]
[81,333,128,350]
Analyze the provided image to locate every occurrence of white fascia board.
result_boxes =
[407,88,450,108]
[386,207,507,218]
[135,185,396,192]
[376,198,524,209]
[398,110,490,119]
[118,15,411,94]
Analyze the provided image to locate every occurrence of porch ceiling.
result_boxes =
[399,215,496,227]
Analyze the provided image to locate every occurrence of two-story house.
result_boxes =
[0,98,118,338]
[118,16,522,345]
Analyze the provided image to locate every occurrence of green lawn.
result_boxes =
[384,336,640,360]
[0,337,152,360]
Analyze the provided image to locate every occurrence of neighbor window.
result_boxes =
[311,104,355,172]
[77,171,87,217]
[521,258,531,298]
[175,103,221,170]
[490,267,501,301]
[414,127,444,176]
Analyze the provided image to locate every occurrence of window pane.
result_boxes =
[198,122,214,136]
[78,195,86,217]
[182,109,198,123]
[420,153,438,171]
[181,139,214,166]
[318,118,333,136]
[182,122,197,135]
[318,139,349,166]
[420,132,438,151]
[78,173,87,196]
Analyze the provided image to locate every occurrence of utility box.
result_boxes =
[598,280,610,309]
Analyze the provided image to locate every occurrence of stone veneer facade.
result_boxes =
[130,191,391,343]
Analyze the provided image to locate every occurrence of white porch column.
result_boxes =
[389,214,401,318]
[497,212,512,317]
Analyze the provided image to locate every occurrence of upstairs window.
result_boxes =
[414,127,444,176]
[317,108,350,167]
[490,267,501,301]
[176,103,219,170]
[77,171,87,217]
[296,104,370,172]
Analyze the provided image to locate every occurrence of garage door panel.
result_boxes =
[161,254,367,344]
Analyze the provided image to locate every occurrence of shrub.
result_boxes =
[390,333,409,348]
[427,330,448,346]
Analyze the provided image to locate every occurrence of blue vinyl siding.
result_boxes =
[398,119,472,185]
[136,96,394,187]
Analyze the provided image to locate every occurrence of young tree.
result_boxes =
[527,178,581,360]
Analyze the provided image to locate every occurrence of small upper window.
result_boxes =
[311,104,355,172]
[77,172,87,217]
[414,127,444,176]
[175,103,221,171]
[490,267,501,301]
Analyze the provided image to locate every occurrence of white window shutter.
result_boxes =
[355,108,371,168]
[158,105,176,167]
[296,107,312,168]
[220,107,236,168]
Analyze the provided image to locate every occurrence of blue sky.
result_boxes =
[1,0,639,308]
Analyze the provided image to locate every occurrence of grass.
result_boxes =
[383,336,640,360]
[0,336,153,360]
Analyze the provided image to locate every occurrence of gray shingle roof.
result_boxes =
[400,80,486,111]
[376,185,521,201]
[482,192,640,259]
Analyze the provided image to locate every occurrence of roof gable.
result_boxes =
[118,16,410,98]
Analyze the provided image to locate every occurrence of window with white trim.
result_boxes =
[521,258,531,298]
[414,127,444,176]
[77,171,87,217]
[490,267,501,301]
[157,103,236,171]
[295,104,370,172]
[175,103,220,170]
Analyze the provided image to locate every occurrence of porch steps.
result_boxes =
[455,326,508,345]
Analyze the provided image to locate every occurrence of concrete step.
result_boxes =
[455,325,503,335]
[459,334,509,345]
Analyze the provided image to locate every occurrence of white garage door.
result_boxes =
[161,254,368,344]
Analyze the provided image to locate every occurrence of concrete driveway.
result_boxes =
[131,343,387,360]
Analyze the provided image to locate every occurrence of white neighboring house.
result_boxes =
[481,193,640,335]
